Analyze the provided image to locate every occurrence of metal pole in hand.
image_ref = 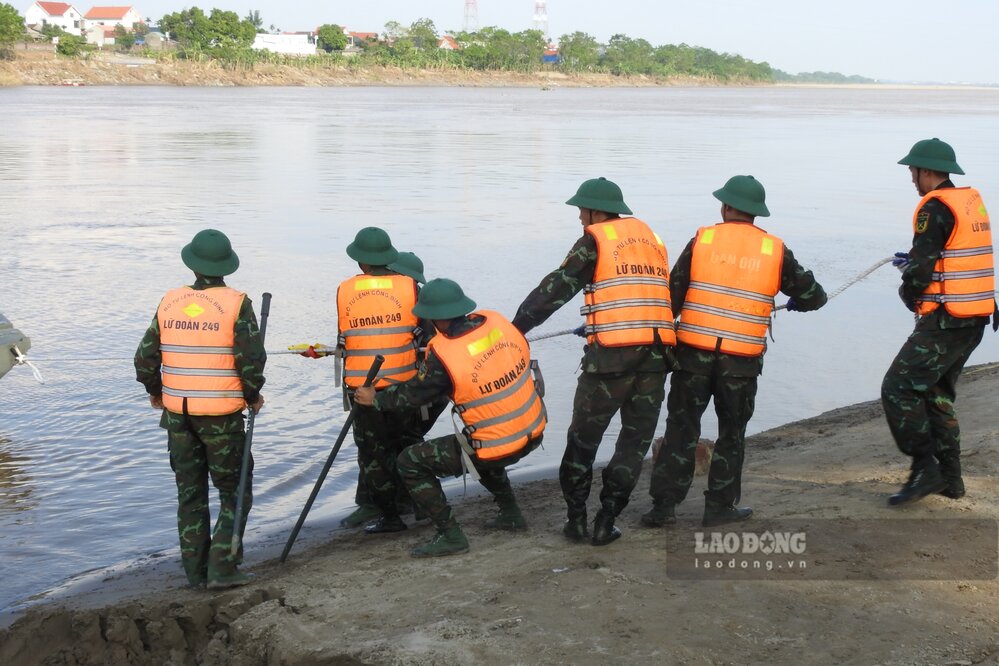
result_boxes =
[231,292,271,557]
[280,354,384,563]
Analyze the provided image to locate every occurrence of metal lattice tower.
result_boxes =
[463,0,479,33]
[533,0,549,37]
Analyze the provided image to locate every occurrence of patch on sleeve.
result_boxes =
[915,210,930,234]
[417,362,428,380]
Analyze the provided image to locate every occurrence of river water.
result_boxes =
[2,85,998,615]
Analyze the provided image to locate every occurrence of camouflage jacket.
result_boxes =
[670,234,827,377]
[512,232,672,375]
[899,181,992,331]
[134,276,267,432]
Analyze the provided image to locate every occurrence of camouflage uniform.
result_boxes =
[373,315,540,530]
[344,266,444,518]
[647,239,826,509]
[134,276,266,585]
[513,233,672,520]
[881,181,991,477]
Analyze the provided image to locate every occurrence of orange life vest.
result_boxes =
[676,222,784,357]
[337,274,419,389]
[428,311,546,461]
[913,187,995,317]
[157,286,246,416]
[581,217,676,348]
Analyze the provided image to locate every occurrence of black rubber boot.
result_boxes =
[702,504,753,527]
[640,500,677,528]
[364,514,408,534]
[563,507,589,543]
[888,462,946,506]
[591,509,621,546]
[936,454,965,499]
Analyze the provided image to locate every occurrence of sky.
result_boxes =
[123,1,999,84]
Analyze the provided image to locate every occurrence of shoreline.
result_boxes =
[3,363,999,664]
[2,52,997,89]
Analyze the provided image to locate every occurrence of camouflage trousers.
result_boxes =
[396,434,541,530]
[648,369,757,508]
[167,426,251,585]
[352,399,448,515]
[561,370,666,518]
[881,324,985,469]
[352,397,449,509]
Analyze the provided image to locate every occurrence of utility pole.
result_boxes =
[533,0,549,39]
[463,0,478,33]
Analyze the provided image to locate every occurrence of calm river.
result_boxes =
[2,85,998,616]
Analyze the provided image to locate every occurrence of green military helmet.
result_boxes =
[565,177,633,215]
[388,251,427,284]
[181,229,240,276]
[713,175,771,218]
[346,227,399,266]
[897,138,965,175]
[412,278,476,320]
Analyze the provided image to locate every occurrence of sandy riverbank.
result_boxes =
[2,362,999,664]
[0,51,733,88]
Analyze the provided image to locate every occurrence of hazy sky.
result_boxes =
[128,1,999,84]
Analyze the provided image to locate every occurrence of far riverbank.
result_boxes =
[4,51,995,89]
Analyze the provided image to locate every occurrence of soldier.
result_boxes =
[513,177,676,546]
[331,249,447,526]
[134,229,266,590]
[883,139,996,506]
[354,278,546,557]
[640,175,826,528]
[334,228,426,534]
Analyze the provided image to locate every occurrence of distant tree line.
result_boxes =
[0,3,874,84]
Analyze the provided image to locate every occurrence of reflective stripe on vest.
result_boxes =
[157,286,246,416]
[582,217,676,348]
[913,187,995,317]
[676,223,784,357]
[336,274,419,389]
[428,310,546,461]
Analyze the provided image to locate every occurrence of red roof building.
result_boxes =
[36,2,73,16]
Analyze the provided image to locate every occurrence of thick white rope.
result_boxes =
[4,256,974,369]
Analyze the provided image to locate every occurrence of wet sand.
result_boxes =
[3,363,999,664]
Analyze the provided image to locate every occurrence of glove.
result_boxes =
[300,345,320,359]
[572,325,586,338]
[785,297,803,312]
[892,251,910,272]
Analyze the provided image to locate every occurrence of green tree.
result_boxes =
[0,2,22,58]
[557,31,598,71]
[408,18,437,50]
[602,34,654,75]
[244,9,264,33]
[56,33,86,56]
[317,24,346,53]
[160,7,255,50]
[113,24,135,50]
[382,21,406,42]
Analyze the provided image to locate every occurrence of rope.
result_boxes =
[526,328,577,342]
[13,346,44,383]
[7,256,980,370]
[775,256,894,311]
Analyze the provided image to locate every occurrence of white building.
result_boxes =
[23,2,84,36]
[83,5,143,31]
[251,33,317,57]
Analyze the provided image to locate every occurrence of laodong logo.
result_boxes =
[694,530,807,555]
